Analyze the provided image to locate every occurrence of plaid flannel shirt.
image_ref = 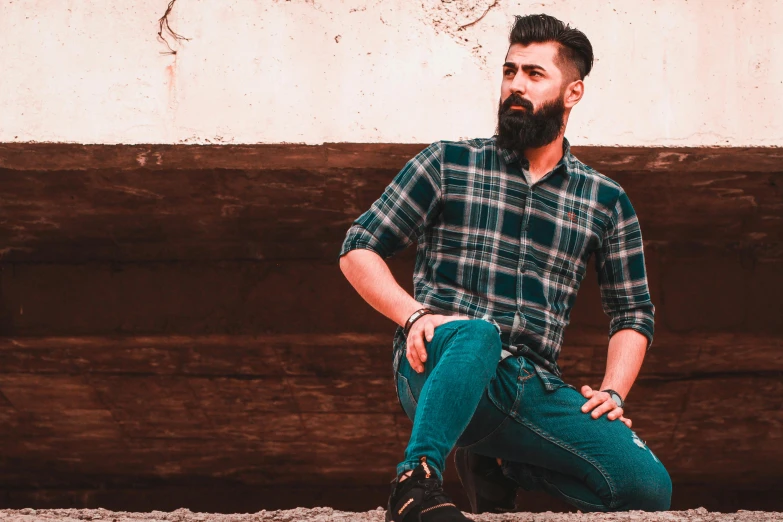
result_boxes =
[338,137,654,387]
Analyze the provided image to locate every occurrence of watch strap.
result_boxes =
[601,389,624,408]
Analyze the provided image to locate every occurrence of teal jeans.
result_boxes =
[394,319,672,512]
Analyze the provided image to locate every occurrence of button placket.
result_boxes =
[517,188,530,295]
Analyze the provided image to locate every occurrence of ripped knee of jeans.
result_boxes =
[480,314,502,337]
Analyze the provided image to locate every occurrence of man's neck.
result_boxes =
[524,135,565,182]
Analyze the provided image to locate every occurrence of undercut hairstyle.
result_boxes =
[508,14,594,82]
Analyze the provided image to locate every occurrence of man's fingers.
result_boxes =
[607,407,624,420]
[591,400,616,419]
[405,345,420,373]
[405,316,442,374]
[407,322,429,372]
[413,328,428,363]
[581,396,603,413]
[404,314,471,374]
[405,338,423,374]
[621,416,633,428]
[424,322,435,343]
[581,385,593,399]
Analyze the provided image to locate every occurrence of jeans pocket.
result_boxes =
[548,375,576,391]
[487,356,532,415]
[396,372,418,422]
[533,363,578,393]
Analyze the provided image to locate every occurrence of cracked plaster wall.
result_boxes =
[1,0,781,145]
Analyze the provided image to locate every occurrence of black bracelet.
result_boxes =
[403,308,433,336]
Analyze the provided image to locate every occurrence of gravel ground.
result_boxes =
[1,507,781,522]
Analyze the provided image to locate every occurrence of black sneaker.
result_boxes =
[386,457,474,522]
[454,448,517,514]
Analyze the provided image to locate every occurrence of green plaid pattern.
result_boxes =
[339,137,654,379]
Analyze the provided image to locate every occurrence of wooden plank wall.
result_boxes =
[0,144,781,512]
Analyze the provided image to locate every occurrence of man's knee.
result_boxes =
[453,319,502,357]
[612,462,672,511]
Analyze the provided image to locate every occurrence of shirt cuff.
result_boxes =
[609,315,655,350]
[338,224,389,262]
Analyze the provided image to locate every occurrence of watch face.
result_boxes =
[612,393,623,407]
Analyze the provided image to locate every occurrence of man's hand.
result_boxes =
[406,314,470,373]
[581,385,632,428]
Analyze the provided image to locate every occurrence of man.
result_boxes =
[338,13,672,522]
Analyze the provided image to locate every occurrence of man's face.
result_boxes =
[496,42,570,151]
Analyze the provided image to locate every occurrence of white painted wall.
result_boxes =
[1,0,781,146]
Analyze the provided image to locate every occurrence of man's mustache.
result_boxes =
[500,94,535,114]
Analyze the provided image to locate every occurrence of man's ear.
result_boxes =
[563,79,584,109]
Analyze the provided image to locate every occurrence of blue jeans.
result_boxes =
[394,319,672,512]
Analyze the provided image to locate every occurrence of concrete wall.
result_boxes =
[1,0,781,146]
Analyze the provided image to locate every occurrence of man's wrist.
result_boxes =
[398,303,426,328]
[403,308,433,336]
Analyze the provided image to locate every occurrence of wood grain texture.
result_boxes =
[1,332,780,378]
[0,333,781,489]
[0,144,780,264]
[0,143,780,505]
[0,249,780,338]
[2,143,783,172]
[0,168,778,262]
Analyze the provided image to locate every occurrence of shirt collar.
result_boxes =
[495,137,574,179]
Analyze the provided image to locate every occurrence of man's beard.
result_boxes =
[496,93,566,152]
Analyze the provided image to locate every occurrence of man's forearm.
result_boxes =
[339,248,422,327]
[599,329,648,400]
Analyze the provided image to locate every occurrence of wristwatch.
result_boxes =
[601,389,624,408]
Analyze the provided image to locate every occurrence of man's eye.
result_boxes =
[503,69,515,77]
[530,71,542,77]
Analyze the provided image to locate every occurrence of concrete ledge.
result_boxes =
[1,507,780,522]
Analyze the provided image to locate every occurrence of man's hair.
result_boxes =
[508,14,594,81]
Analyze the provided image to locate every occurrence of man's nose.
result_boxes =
[510,72,527,95]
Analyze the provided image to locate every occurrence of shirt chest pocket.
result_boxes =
[558,202,598,262]
[558,200,605,266]
[528,200,601,283]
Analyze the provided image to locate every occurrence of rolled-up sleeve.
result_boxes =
[338,142,442,261]
[595,188,655,348]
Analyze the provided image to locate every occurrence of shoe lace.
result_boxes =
[419,477,451,504]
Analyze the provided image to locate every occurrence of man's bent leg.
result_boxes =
[463,356,672,512]
[395,319,502,479]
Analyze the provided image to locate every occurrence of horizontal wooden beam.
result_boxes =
[3,143,783,172]
[0,376,780,488]
[1,334,780,492]
[0,251,779,337]
[0,332,780,377]
[1,144,781,264]
[0,169,778,263]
